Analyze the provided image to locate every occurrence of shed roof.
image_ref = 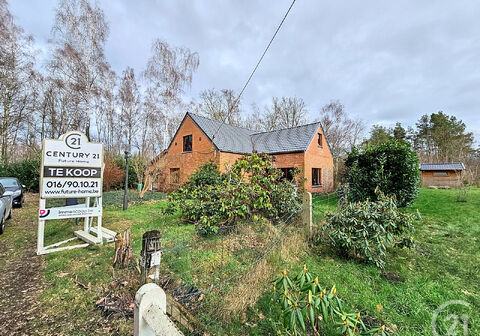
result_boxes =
[187,112,325,154]
[420,163,465,171]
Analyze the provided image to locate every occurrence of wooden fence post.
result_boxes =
[303,192,312,237]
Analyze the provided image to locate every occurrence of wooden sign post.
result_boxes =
[37,131,116,255]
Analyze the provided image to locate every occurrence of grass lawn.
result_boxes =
[33,188,480,335]
[306,187,480,336]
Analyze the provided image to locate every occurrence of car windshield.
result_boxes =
[0,178,19,187]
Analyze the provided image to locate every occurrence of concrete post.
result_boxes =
[303,192,312,236]
[134,283,183,336]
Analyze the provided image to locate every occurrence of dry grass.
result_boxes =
[218,227,309,319]
[279,230,308,263]
[218,258,274,319]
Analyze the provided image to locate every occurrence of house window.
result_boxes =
[279,167,294,181]
[170,168,180,184]
[433,172,448,176]
[318,133,323,147]
[312,168,321,186]
[183,134,192,152]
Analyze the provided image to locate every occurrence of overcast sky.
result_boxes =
[9,0,480,143]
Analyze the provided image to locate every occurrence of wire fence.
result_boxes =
[155,210,300,333]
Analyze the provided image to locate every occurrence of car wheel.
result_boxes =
[0,214,4,235]
[19,197,24,208]
[7,208,12,219]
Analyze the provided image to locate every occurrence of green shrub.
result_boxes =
[271,266,388,335]
[322,189,417,268]
[185,162,222,188]
[0,153,41,192]
[344,140,420,207]
[166,154,302,234]
[113,154,138,189]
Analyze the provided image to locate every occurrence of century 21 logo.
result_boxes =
[65,133,82,149]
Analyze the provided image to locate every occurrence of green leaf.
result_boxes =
[290,310,296,329]
[321,301,328,321]
[296,309,305,331]
[309,306,315,328]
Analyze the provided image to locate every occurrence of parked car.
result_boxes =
[0,182,13,235]
[0,177,25,207]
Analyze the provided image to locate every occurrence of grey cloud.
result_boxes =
[9,0,480,142]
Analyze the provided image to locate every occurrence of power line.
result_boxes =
[211,0,297,140]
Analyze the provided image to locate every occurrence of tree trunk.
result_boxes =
[113,228,133,268]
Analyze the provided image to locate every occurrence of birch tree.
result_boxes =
[48,0,109,138]
[197,89,242,126]
[263,97,307,131]
[143,39,199,148]
[0,0,36,162]
[318,100,364,157]
[118,67,141,152]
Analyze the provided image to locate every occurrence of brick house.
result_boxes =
[156,112,334,193]
[420,163,465,188]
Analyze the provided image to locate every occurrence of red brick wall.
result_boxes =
[218,152,245,172]
[303,126,334,193]
[158,116,217,191]
[272,152,305,185]
[273,152,305,171]
[158,117,335,193]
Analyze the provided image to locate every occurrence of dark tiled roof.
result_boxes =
[187,113,322,154]
[188,113,255,153]
[420,163,465,171]
[251,123,321,154]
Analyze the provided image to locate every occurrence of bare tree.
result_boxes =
[143,39,199,148]
[318,100,364,157]
[48,0,109,137]
[93,65,119,153]
[118,67,141,152]
[263,97,307,131]
[197,89,242,126]
[0,0,36,162]
[242,103,264,131]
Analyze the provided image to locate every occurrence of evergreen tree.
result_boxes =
[393,122,407,142]
[414,111,474,162]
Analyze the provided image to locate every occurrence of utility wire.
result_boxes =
[210,0,297,140]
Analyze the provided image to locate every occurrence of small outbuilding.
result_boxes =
[419,163,465,188]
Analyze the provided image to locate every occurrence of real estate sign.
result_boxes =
[40,131,103,198]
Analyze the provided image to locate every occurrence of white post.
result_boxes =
[134,283,183,336]
[37,198,46,255]
[96,196,103,243]
[84,196,90,232]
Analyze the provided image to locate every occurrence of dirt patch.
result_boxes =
[0,194,48,335]
[361,313,386,329]
[381,271,405,283]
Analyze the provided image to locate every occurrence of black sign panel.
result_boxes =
[43,166,101,178]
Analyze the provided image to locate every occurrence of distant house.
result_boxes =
[155,112,334,193]
[419,163,465,188]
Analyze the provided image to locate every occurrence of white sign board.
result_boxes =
[40,131,103,198]
[39,204,103,220]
